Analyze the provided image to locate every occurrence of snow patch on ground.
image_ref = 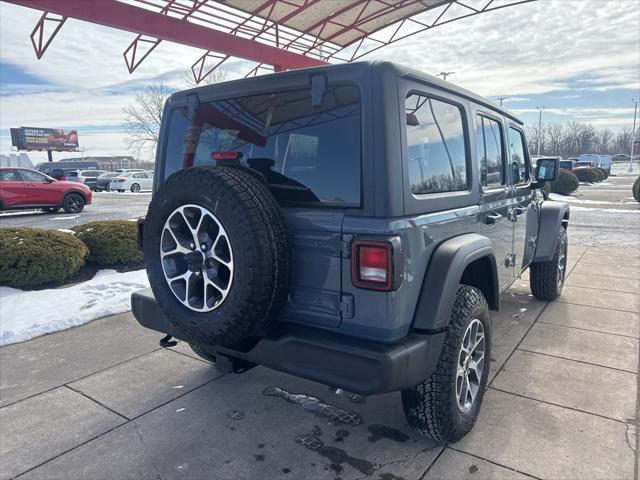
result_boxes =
[570,206,640,214]
[548,193,619,205]
[0,269,149,346]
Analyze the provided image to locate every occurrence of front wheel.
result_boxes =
[131,183,140,193]
[402,285,491,443]
[62,193,85,213]
[530,228,567,301]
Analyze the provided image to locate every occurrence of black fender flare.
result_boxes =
[533,200,570,262]
[412,233,499,332]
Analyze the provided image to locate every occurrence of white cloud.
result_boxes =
[368,0,640,98]
[0,0,638,161]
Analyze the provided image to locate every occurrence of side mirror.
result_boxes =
[535,157,560,183]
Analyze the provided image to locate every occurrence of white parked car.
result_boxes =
[110,171,153,192]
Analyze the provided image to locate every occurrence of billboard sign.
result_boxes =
[10,127,79,152]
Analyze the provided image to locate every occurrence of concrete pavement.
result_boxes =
[1,244,638,480]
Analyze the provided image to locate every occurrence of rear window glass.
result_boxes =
[163,85,361,206]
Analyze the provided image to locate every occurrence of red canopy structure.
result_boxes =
[5,0,535,82]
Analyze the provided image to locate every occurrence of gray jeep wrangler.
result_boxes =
[132,61,569,443]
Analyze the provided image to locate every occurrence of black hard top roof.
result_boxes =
[174,61,523,125]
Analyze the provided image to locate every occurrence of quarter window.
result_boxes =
[406,94,468,195]
[475,115,504,188]
[508,127,530,185]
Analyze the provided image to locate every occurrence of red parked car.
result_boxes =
[0,167,92,214]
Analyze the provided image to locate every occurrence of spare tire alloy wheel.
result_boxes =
[144,166,291,347]
[161,204,233,312]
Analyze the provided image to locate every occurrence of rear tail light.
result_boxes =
[117,179,126,183]
[351,240,393,291]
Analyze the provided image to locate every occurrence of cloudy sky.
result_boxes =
[0,0,639,162]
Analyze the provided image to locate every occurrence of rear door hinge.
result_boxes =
[339,294,354,319]
[341,235,352,259]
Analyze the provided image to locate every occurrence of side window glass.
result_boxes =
[406,94,468,195]
[509,127,529,185]
[475,115,504,188]
[508,127,530,185]
[19,170,47,182]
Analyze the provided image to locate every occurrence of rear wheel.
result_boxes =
[131,183,140,193]
[62,193,85,213]
[530,228,567,301]
[402,286,491,443]
[189,343,216,363]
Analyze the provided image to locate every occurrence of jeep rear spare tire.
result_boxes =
[143,166,290,346]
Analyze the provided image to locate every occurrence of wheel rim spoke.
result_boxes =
[456,318,485,413]
[161,204,234,312]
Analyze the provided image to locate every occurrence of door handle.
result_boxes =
[484,212,503,225]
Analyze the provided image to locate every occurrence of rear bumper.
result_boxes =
[131,288,445,395]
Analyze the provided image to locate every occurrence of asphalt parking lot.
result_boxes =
[0,173,639,480]
[0,191,152,230]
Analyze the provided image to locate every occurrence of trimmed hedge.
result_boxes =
[633,176,640,202]
[594,167,608,180]
[550,168,579,195]
[0,228,88,288]
[72,221,143,266]
[592,168,605,182]
[573,167,600,183]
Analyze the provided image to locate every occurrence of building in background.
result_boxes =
[57,156,154,171]
[0,152,33,168]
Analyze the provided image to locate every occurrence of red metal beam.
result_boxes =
[5,0,328,70]
[30,11,66,59]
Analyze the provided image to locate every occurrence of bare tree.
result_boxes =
[123,84,173,157]
[545,123,564,157]
[181,67,227,89]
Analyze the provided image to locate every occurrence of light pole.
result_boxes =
[496,97,509,107]
[437,71,454,81]
[536,106,545,156]
[630,99,638,173]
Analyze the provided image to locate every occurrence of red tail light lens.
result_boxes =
[352,241,393,291]
[118,179,126,183]
[212,151,241,161]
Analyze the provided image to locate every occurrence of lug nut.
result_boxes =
[201,243,207,251]
[190,242,195,250]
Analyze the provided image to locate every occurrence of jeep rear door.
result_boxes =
[475,113,513,290]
